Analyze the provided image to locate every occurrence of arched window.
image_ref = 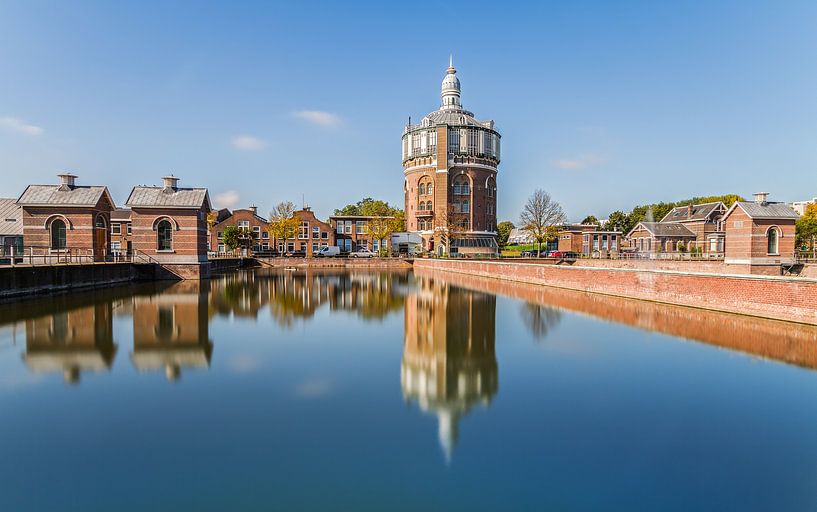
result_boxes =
[453,182,461,195]
[418,202,425,211]
[95,216,106,229]
[427,183,433,195]
[486,177,496,198]
[157,220,173,251]
[452,176,470,196]
[419,183,425,195]
[51,219,67,249]
[426,201,432,211]
[767,227,779,255]
[462,199,470,213]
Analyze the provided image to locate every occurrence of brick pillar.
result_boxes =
[434,125,449,252]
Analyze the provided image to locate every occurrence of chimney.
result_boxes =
[162,175,179,193]
[57,173,77,191]
[687,204,693,217]
[249,204,258,215]
[753,192,769,205]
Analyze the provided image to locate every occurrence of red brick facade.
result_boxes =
[330,215,389,253]
[210,206,270,254]
[279,208,334,257]
[723,203,796,268]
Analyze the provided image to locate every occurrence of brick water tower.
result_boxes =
[402,57,500,256]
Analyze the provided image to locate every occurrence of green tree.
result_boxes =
[221,225,242,251]
[335,197,402,217]
[497,221,515,247]
[796,203,817,256]
[268,201,299,253]
[605,211,629,233]
[581,215,600,226]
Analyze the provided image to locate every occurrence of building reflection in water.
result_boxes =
[519,302,562,341]
[131,281,213,381]
[23,303,117,384]
[401,275,498,462]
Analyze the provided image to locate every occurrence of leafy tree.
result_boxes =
[221,225,243,251]
[497,221,515,247]
[605,211,628,233]
[520,189,566,257]
[335,197,402,217]
[581,215,600,226]
[268,201,299,252]
[796,203,817,255]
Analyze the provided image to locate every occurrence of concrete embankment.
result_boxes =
[0,263,144,300]
[414,258,817,325]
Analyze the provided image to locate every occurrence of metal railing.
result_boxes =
[0,246,159,266]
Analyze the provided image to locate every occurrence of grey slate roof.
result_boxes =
[125,186,210,209]
[661,202,725,223]
[0,198,22,235]
[637,222,696,237]
[733,201,799,220]
[17,184,110,207]
[110,208,132,221]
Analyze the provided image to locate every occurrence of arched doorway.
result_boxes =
[94,214,108,261]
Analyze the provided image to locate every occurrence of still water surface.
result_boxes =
[1,268,817,511]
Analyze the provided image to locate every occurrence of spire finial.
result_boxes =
[449,54,453,68]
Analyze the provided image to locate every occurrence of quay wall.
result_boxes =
[0,263,140,300]
[413,259,817,325]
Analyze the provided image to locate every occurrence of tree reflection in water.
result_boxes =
[519,302,562,341]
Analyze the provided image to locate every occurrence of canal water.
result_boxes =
[0,268,816,511]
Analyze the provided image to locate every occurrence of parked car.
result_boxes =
[547,250,563,258]
[350,247,376,258]
[315,246,341,257]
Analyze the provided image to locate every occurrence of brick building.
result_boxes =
[271,207,334,256]
[402,58,499,256]
[110,208,132,256]
[210,205,270,254]
[125,175,211,279]
[627,201,727,257]
[0,198,23,257]
[16,173,116,262]
[330,215,391,253]
[722,193,799,273]
[558,224,622,257]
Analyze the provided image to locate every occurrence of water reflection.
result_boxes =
[23,303,117,384]
[131,281,213,381]
[519,302,562,341]
[401,275,498,461]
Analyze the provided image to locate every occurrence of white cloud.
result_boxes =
[214,190,240,209]
[231,134,266,151]
[291,110,341,128]
[552,154,605,170]
[293,377,333,398]
[0,116,43,136]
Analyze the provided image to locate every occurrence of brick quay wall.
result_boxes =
[414,259,817,325]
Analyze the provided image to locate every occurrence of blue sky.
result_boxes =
[1,0,815,222]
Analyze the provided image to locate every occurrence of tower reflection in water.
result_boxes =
[23,302,117,384]
[131,281,213,381]
[401,276,498,462]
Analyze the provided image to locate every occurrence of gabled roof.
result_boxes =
[16,184,114,208]
[628,222,696,238]
[110,208,131,221]
[0,198,22,235]
[724,201,799,220]
[660,202,725,223]
[125,186,211,210]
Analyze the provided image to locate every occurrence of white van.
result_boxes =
[316,246,341,257]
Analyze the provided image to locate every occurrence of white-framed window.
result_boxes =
[312,226,320,239]
[262,231,269,239]
[127,224,132,235]
[356,221,367,234]
[111,241,121,252]
[344,221,352,234]
[767,227,780,255]
[111,223,121,235]
[321,232,328,239]
[299,221,309,239]
[218,244,225,253]
[237,220,250,231]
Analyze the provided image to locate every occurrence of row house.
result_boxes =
[124,175,212,279]
[330,215,393,253]
[210,205,271,254]
[279,208,334,257]
[558,224,622,257]
[16,174,116,262]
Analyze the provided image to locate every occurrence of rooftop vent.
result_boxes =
[249,204,258,215]
[57,173,77,191]
[162,175,179,193]
[753,192,769,205]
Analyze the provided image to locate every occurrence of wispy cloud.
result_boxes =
[552,154,605,170]
[214,190,240,209]
[231,134,266,151]
[293,377,334,398]
[0,116,43,136]
[291,110,341,128]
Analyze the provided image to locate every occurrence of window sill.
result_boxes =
[156,250,175,253]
